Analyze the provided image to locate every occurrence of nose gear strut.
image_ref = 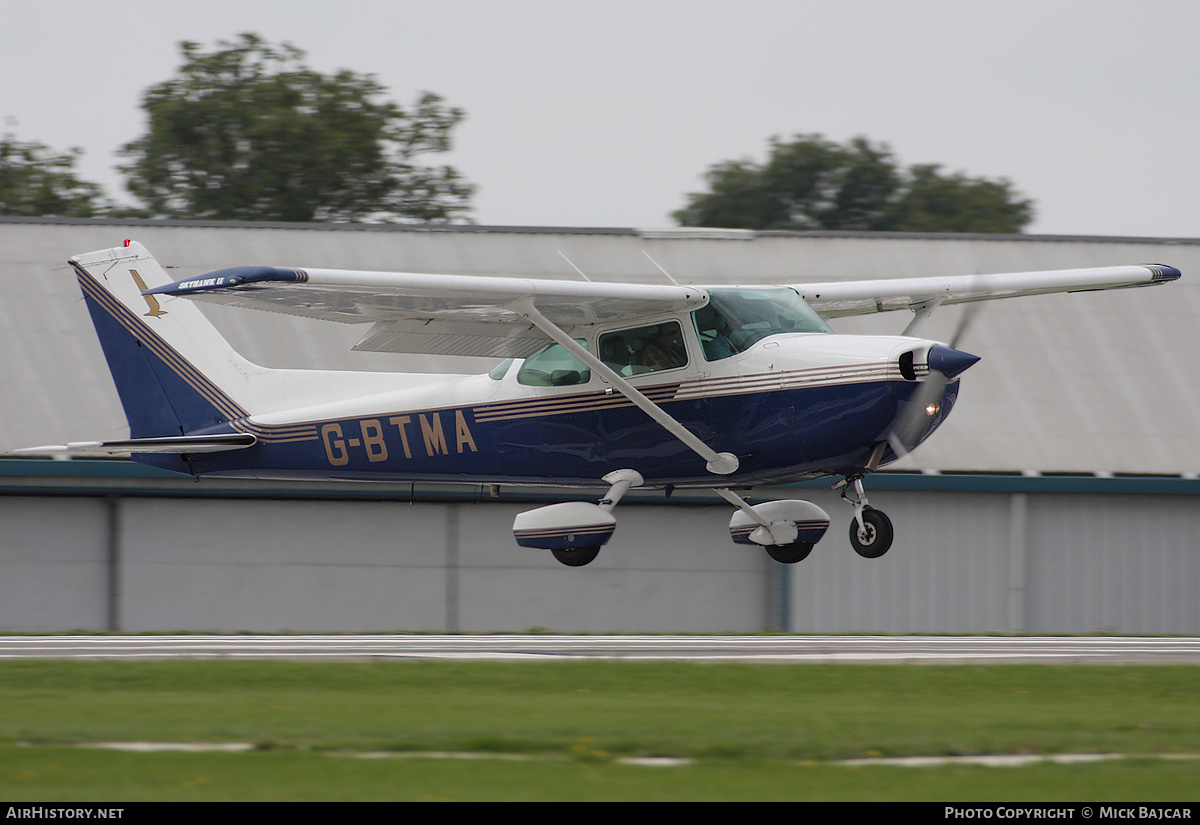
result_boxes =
[836,474,895,559]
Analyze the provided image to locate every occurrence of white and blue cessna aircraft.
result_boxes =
[37,241,1179,566]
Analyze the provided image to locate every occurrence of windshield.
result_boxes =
[692,287,831,361]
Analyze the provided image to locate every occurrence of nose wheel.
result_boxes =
[839,476,894,558]
[848,506,893,558]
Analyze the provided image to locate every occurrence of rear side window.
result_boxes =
[599,321,688,376]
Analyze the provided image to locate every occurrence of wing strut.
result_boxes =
[901,298,943,337]
[510,298,739,475]
[714,487,772,529]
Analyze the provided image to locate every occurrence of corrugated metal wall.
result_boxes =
[1,476,1196,634]
[787,488,1200,635]
[0,486,768,633]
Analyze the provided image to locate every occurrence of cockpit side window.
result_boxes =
[692,288,831,361]
[692,304,738,361]
[488,358,515,380]
[516,340,591,386]
[599,321,688,376]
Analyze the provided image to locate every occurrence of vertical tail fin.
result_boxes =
[71,242,258,438]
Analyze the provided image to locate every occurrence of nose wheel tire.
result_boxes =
[849,507,893,558]
[765,541,814,564]
[551,545,601,567]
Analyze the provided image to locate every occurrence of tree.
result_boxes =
[883,163,1034,233]
[674,134,1034,233]
[119,34,473,223]
[0,134,112,218]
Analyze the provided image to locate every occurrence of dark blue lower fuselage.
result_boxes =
[152,378,959,488]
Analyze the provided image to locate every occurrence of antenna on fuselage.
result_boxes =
[642,251,681,285]
[556,250,591,282]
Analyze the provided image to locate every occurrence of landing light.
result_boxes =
[925,401,940,417]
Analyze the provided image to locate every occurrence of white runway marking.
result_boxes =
[68,742,1200,769]
[1,635,1199,663]
[80,742,256,752]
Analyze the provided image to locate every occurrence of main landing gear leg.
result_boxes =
[548,469,644,566]
[839,476,894,559]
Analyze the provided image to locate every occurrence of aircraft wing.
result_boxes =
[791,264,1180,317]
[147,262,1179,357]
[145,267,709,358]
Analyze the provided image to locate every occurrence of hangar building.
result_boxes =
[1,217,1197,634]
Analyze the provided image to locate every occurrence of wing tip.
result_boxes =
[1143,264,1182,283]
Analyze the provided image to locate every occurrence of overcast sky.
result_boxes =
[5,0,1197,237]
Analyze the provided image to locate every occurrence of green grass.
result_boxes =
[1,660,1197,800]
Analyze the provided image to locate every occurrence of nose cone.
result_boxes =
[927,345,981,379]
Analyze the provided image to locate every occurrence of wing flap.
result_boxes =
[793,264,1180,317]
[352,319,551,357]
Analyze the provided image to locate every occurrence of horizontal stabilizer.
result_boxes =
[15,433,257,457]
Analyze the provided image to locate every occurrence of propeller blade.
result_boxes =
[887,372,949,459]
[949,301,983,349]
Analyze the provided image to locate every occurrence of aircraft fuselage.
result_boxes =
[159,332,958,488]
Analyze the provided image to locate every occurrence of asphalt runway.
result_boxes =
[1,635,1198,663]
